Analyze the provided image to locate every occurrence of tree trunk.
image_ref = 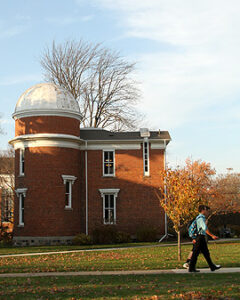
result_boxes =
[177,230,181,261]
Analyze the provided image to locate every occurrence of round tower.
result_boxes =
[9,83,82,246]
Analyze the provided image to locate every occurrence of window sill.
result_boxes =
[102,175,116,178]
[18,175,25,178]
[18,224,24,227]
[64,207,73,211]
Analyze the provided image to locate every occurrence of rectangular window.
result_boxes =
[20,148,25,176]
[19,193,24,226]
[62,175,76,210]
[103,194,115,224]
[143,140,150,176]
[103,150,115,176]
[3,191,13,222]
[65,181,72,208]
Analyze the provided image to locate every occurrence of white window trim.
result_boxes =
[143,138,150,176]
[15,188,27,226]
[19,194,24,226]
[103,149,115,177]
[19,148,25,176]
[99,189,120,225]
[15,188,28,197]
[61,175,77,209]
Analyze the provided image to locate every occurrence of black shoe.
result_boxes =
[188,269,200,273]
[211,265,221,272]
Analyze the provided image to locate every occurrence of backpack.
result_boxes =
[188,215,203,239]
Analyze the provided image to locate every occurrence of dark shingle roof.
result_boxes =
[79,128,171,142]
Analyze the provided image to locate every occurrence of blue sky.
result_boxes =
[0,0,240,174]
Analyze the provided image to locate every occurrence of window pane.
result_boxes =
[65,194,69,207]
[20,150,25,174]
[109,164,113,174]
[109,152,113,162]
[66,181,70,193]
[110,195,114,208]
[104,151,108,162]
[104,163,109,174]
[104,151,114,175]
[22,195,25,209]
[105,195,109,208]
[21,194,24,224]
[109,209,114,223]
[105,209,109,221]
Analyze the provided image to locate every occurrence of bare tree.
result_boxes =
[0,147,14,224]
[40,40,142,130]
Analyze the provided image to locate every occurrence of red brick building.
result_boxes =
[9,83,171,246]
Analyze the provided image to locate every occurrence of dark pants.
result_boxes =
[189,235,215,271]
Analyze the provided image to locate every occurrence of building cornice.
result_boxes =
[9,133,170,151]
[12,109,82,121]
[79,139,169,150]
[9,133,84,150]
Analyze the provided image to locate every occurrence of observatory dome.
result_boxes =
[13,83,81,120]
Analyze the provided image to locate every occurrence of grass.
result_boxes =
[0,241,240,273]
[0,242,160,255]
[0,239,239,256]
[0,273,240,299]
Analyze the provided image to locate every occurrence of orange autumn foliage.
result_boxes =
[209,173,240,216]
[158,158,216,260]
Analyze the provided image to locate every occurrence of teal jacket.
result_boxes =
[196,213,207,235]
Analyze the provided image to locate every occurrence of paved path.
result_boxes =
[0,268,240,277]
[0,238,239,259]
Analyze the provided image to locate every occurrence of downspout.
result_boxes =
[159,139,168,242]
[85,141,88,235]
[163,139,168,237]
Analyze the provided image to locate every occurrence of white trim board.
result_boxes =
[150,143,166,149]
[12,109,82,121]
[80,143,141,150]
[99,189,120,197]
[9,133,83,150]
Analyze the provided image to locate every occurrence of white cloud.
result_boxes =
[0,25,27,39]
[0,118,12,125]
[93,0,240,130]
[0,15,31,39]
[46,15,94,26]
[0,74,42,86]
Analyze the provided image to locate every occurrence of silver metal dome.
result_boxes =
[13,83,81,120]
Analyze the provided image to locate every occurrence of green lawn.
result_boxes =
[0,273,240,299]
[0,242,240,273]
[0,239,239,256]
[0,242,160,255]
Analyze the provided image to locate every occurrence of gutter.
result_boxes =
[85,141,88,235]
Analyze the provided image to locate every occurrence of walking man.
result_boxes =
[188,205,222,273]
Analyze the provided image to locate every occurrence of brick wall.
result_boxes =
[13,113,166,239]
[14,144,165,238]
[83,145,165,235]
[14,147,82,237]
[0,188,1,223]
[15,116,80,137]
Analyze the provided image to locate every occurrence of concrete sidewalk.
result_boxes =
[0,268,240,277]
[0,238,239,259]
